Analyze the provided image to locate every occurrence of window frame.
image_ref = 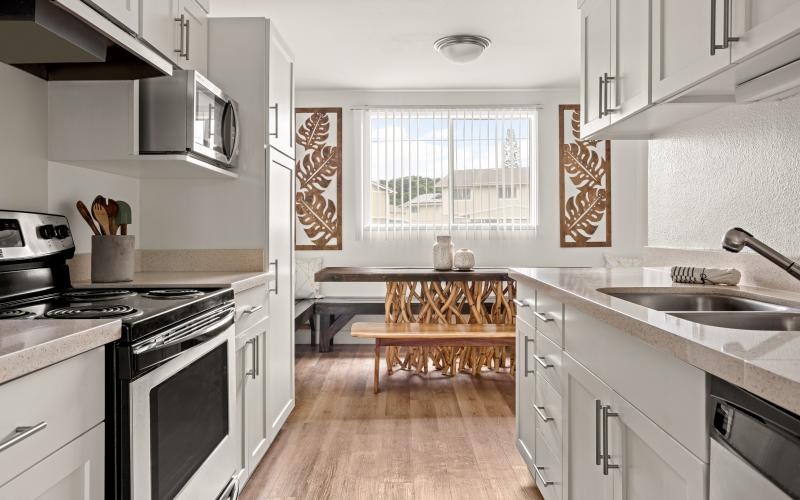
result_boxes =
[361,108,539,235]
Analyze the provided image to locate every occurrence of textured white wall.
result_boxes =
[0,64,48,212]
[297,90,649,296]
[648,95,800,256]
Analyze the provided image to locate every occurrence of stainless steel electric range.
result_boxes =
[0,211,241,500]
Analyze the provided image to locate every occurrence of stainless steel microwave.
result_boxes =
[139,70,240,168]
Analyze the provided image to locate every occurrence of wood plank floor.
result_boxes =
[241,345,544,500]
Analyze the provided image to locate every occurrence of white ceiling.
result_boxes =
[210,0,580,91]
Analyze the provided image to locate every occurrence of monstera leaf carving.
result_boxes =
[562,142,605,190]
[296,112,330,151]
[297,145,339,191]
[563,187,607,245]
[295,190,338,247]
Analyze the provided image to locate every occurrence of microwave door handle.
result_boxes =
[230,103,240,161]
[221,102,239,161]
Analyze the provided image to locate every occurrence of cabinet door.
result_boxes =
[177,0,208,75]
[730,0,800,62]
[609,0,651,122]
[0,423,104,499]
[652,0,731,102]
[609,392,707,500]
[268,28,295,160]
[580,0,613,138]
[243,330,269,476]
[562,354,614,500]
[86,0,139,33]
[140,0,180,63]
[516,316,537,470]
[267,156,295,439]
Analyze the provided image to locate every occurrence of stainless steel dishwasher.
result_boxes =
[709,376,800,500]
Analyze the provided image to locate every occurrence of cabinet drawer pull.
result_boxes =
[268,260,279,294]
[238,305,263,318]
[595,400,602,466]
[269,104,279,138]
[0,421,47,453]
[523,336,535,376]
[534,403,553,423]
[245,337,258,380]
[533,312,553,323]
[533,464,554,487]
[534,354,553,369]
[174,15,187,57]
[512,298,529,308]
[602,404,620,475]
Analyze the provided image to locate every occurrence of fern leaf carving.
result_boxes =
[296,112,330,151]
[296,146,339,191]
[295,190,338,247]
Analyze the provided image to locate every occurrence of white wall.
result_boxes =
[649,94,800,256]
[48,162,141,254]
[0,64,48,212]
[296,90,649,296]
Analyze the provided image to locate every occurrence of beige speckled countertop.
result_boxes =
[74,271,272,294]
[509,267,800,415]
[0,319,121,384]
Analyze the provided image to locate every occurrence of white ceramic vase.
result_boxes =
[454,248,475,271]
[433,235,454,271]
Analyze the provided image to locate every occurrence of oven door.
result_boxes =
[190,72,240,167]
[129,314,239,500]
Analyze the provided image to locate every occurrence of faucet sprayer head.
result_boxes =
[722,227,754,253]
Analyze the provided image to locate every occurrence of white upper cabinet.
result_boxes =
[608,0,651,122]
[268,28,295,160]
[651,0,732,102]
[87,0,139,33]
[139,0,208,74]
[729,0,800,62]
[580,0,613,137]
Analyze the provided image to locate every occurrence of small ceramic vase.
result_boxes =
[433,235,454,271]
[454,248,475,271]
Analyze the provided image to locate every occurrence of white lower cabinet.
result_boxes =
[0,423,105,499]
[516,316,537,469]
[562,353,707,500]
[236,318,270,486]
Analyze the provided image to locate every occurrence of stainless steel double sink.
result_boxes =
[599,289,800,331]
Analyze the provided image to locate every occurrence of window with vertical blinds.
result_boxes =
[357,107,538,240]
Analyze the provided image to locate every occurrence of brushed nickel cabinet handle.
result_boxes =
[268,260,279,294]
[245,338,257,380]
[184,17,190,60]
[603,72,617,115]
[0,421,47,453]
[512,298,528,308]
[534,312,553,323]
[595,400,602,466]
[534,403,553,423]
[598,75,605,118]
[533,464,554,487]
[523,336,535,376]
[174,15,186,57]
[534,354,553,369]
[602,404,620,475]
[269,104,279,138]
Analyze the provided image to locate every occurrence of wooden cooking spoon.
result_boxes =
[76,200,100,236]
[91,196,110,236]
[106,199,119,235]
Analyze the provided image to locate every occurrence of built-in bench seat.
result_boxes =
[294,297,386,352]
[351,322,515,393]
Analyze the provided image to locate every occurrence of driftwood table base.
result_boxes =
[382,279,517,378]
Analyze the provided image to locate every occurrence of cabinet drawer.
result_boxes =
[535,375,563,454]
[235,284,267,334]
[565,307,707,461]
[0,347,104,486]
[535,330,562,394]
[534,428,563,500]
[536,292,564,347]
[515,281,536,327]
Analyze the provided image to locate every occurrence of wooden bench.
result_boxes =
[351,322,516,393]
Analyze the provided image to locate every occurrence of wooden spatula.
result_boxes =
[91,196,110,236]
[106,199,119,235]
[76,200,100,236]
[115,200,132,235]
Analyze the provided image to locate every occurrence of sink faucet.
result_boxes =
[722,227,800,280]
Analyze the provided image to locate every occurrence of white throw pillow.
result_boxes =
[603,254,642,268]
[295,257,323,299]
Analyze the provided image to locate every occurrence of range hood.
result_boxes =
[0,0,172,80]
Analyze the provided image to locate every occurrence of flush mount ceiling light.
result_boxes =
[434,35,491,64]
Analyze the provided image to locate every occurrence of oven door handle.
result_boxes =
[133,307,235,356]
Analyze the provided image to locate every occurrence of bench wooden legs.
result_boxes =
[374,340,381,394]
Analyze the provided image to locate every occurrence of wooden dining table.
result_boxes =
[315,266,517,375]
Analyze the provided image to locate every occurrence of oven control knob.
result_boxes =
[54,225,71,239]
[38,224,55,239]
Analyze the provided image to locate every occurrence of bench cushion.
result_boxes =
[351,322,514,340]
